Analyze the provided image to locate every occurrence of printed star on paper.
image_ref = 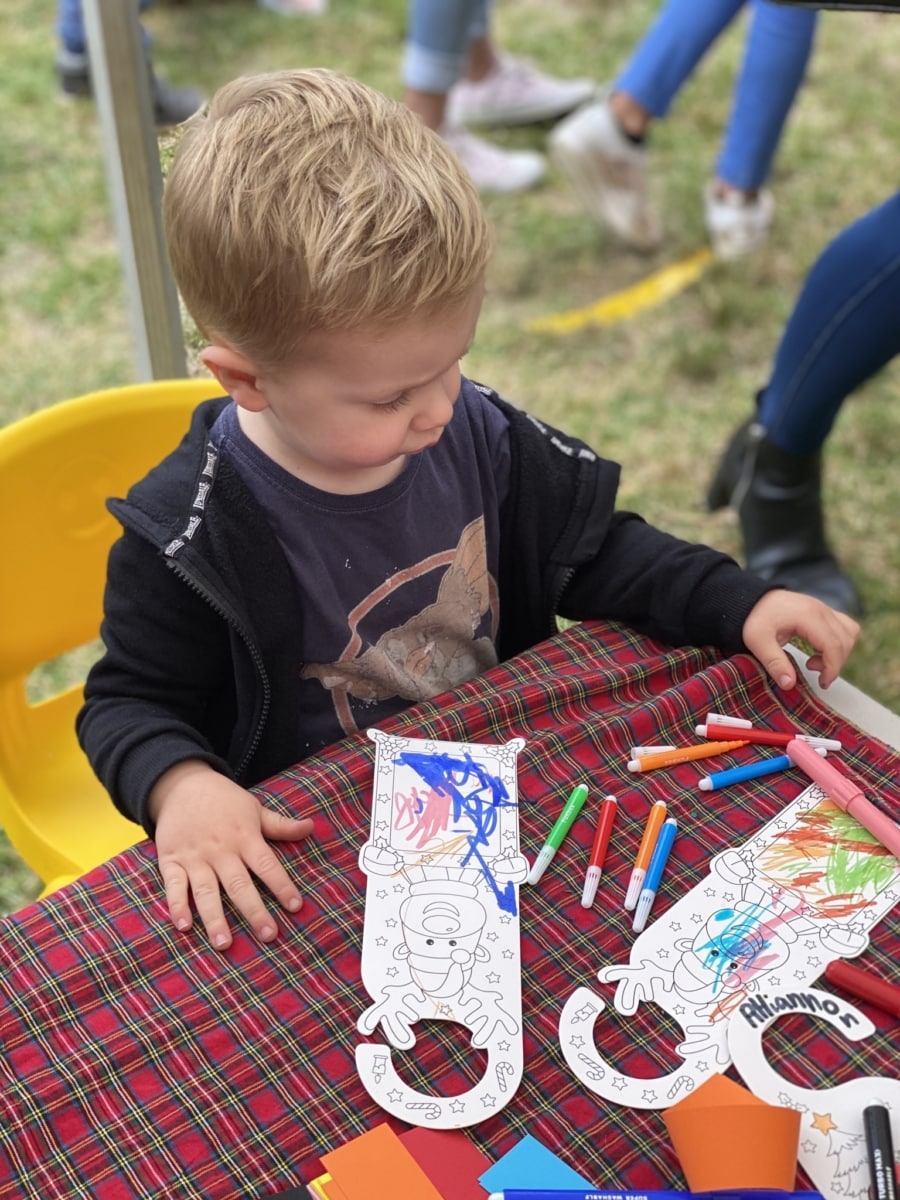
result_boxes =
[481,1093,498,1108]
[642,1088,658,1104]
[375,936,388,947]
[388,1089,403,1102]
[387,966,399,978]
[498,1041,511,1052]
[802,1140,818,1154]
[486,930,499,942]
[811,1112,838,1134]
[385,917,397,928]
[450,1099,465,1114]
[612,1077,627,1091]
[502,948,514,959]
[487,973,501,984]
[376,890,387,900]
[569,1034,585,1049]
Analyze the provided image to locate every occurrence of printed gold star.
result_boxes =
[811,1112,838,1134]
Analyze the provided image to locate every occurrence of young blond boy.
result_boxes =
[77,69,858,953]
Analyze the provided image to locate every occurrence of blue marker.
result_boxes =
[486,1191,826,1200]
[698,753,793,792]
[632,816,677,933]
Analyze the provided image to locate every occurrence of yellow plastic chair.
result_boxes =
[0,379,225,900]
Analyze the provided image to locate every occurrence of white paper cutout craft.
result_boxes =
[559,783,900,1108]
[356,729,528,1128]
[729,987,900,1200]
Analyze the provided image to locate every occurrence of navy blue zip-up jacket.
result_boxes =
[77,380,771,834]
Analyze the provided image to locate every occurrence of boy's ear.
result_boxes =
[200,344,269,412]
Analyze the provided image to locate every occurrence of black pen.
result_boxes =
[864,1105,898,1200]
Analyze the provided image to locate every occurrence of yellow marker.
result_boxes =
[528,247,714,335]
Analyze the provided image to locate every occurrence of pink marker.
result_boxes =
[786,739,900,860]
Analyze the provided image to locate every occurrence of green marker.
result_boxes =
[526,783,589,885]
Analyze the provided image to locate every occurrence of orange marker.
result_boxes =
[626,739,748,773]
[623,799,667,911]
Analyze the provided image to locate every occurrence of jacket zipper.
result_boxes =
[165,557,271,779]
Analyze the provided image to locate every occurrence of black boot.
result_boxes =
[56,48,203,128]
[707,417,863,616]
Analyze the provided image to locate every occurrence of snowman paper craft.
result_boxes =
[559,783,900,1108]
[356,729,528,1128]
[729,987,899,1200]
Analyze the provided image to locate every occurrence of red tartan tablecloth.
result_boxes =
[1,621,898,1200]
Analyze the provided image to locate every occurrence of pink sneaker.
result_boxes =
[549,97,662,252]
[447,54,595,127]
[440,124,546,193]
[704,182,775,259]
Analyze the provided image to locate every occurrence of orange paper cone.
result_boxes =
[663,1075,801,1192]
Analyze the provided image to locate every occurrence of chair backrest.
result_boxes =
[0,378,225,890]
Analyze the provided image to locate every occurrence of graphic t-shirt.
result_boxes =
[212,379,511,754]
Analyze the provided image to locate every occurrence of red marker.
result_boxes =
[697,720,841,752]
[825,958,900,1019]
[580,794,618,908]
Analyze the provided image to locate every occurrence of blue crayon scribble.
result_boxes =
[395,751,519,915]
[695,895,791,994]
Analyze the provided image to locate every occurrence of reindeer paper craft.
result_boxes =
[356,730,528,1128]
[559,784,899,1109]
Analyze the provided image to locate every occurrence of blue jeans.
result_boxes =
[616,0,816,190]
[403,0,489,93]
[759,192,900,455]
[58,0,153,55]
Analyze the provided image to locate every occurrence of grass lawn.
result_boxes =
[3,0,899,914]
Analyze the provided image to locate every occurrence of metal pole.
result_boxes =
[81,0,186,379]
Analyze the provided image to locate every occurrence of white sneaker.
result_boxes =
[447,54,595,127]
[440,124,546,193]
[549,97,661,252]
[704,182,774,259]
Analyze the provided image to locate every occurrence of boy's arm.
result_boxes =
[561,512,859,687]
[560,510,772,650]
[77,526,239,834]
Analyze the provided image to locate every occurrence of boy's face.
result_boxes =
[228,285,484,495]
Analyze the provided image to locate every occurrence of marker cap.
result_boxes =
[526,843,556,886]
[580,866,601,908]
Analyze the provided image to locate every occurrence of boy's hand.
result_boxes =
[149,761,314,952]
[742,589,860,692]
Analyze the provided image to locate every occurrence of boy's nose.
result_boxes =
[411,385,455,431]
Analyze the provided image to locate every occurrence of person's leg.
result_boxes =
[402,0,545,192]
[715,0,817,192]
[704,1,816,257]
[761,193,900,452]
[550,0,745,251]
[403,0,479,126]
[55,0,201,127]
[708,192,900,613]
[613,0,746,131]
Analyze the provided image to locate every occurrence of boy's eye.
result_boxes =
[377,393,410,413]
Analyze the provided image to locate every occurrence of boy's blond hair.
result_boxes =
[163,68,493,371]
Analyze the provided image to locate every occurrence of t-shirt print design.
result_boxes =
[302,517,498,736]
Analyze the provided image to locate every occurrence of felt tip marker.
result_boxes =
[698,748,825,791]
[632,816,677,933]
[581,794,618,908]
[627,740,748,773]
[486,1191,826,1200]
[527,783,589,885]
[864,1104,898,1200]
[696,721,841,752]
[824,958,900,1019]
[786,739,900,860]
[624,800,667,911]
